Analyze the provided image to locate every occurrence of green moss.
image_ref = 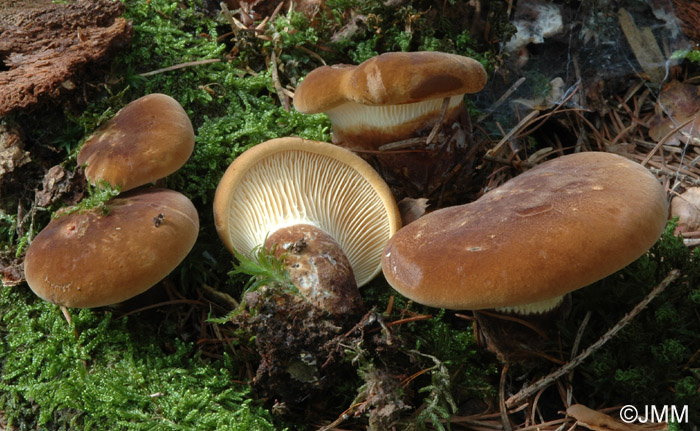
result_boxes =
[0,211,18,253]
[230,243,296,297]
[320,0,503,66]
[0,285,279,430]
[361,285,499,407]
[55,180,121,218]
[564,222,700,423]
[671,48,700,65]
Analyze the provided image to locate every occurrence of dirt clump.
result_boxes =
[230,285,410,425]
[236,288,362,406]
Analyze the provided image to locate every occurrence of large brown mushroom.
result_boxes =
[77,93,195,192]
[213,137,401,315]
[293,51,487,200]
[24,188,199,308]
[382,151,668,360]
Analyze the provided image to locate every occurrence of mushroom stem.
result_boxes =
[473,301,570,363]
[336,103,475,202]
[265,223,364,316]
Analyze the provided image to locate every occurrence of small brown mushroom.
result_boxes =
[77,93,195,192]
[293,51,487,200]
[213,137,401,315]
[294,51,487,145]
[24,188,199,308]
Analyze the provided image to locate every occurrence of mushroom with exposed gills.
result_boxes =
[23,188,200,308]
[293,51,487,200]
[213,137,402,316]
[381,151,668,361]
[77,93,195,192]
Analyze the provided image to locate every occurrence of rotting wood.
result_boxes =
[0,0,133,115]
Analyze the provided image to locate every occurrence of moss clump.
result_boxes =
[305,0,507,66]
[0,283,280,430]
[224,250,498,429]
[54,180,120,218]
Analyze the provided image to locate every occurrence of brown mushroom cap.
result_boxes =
[77,93,195,192]
[294,51,487,112]
[293,52,487,149]
[24,188,199,308]
[382,151,668,311]
[213,137,401,287]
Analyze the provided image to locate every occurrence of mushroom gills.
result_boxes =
[326,95,464,138]
[265,223,364,316]
[494,294,565,315]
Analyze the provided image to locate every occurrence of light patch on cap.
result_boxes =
[365,64,386,103]
[515,203,553,217]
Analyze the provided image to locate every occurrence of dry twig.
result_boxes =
[138,59,221,77]
[505,269,680,409]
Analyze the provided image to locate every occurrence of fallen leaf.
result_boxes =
[670,187,700,235]
[566,404,666,431]
[397,197,429,225]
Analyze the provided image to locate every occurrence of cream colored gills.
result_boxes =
[327,95,464,132]
[226,150,379,285]
[214,137,402,288]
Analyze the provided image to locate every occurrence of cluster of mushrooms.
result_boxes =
[24,94,199,308]
[23,52,669,361]
[215,51,669,326]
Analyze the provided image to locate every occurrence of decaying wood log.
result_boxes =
[0,0,133,116]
